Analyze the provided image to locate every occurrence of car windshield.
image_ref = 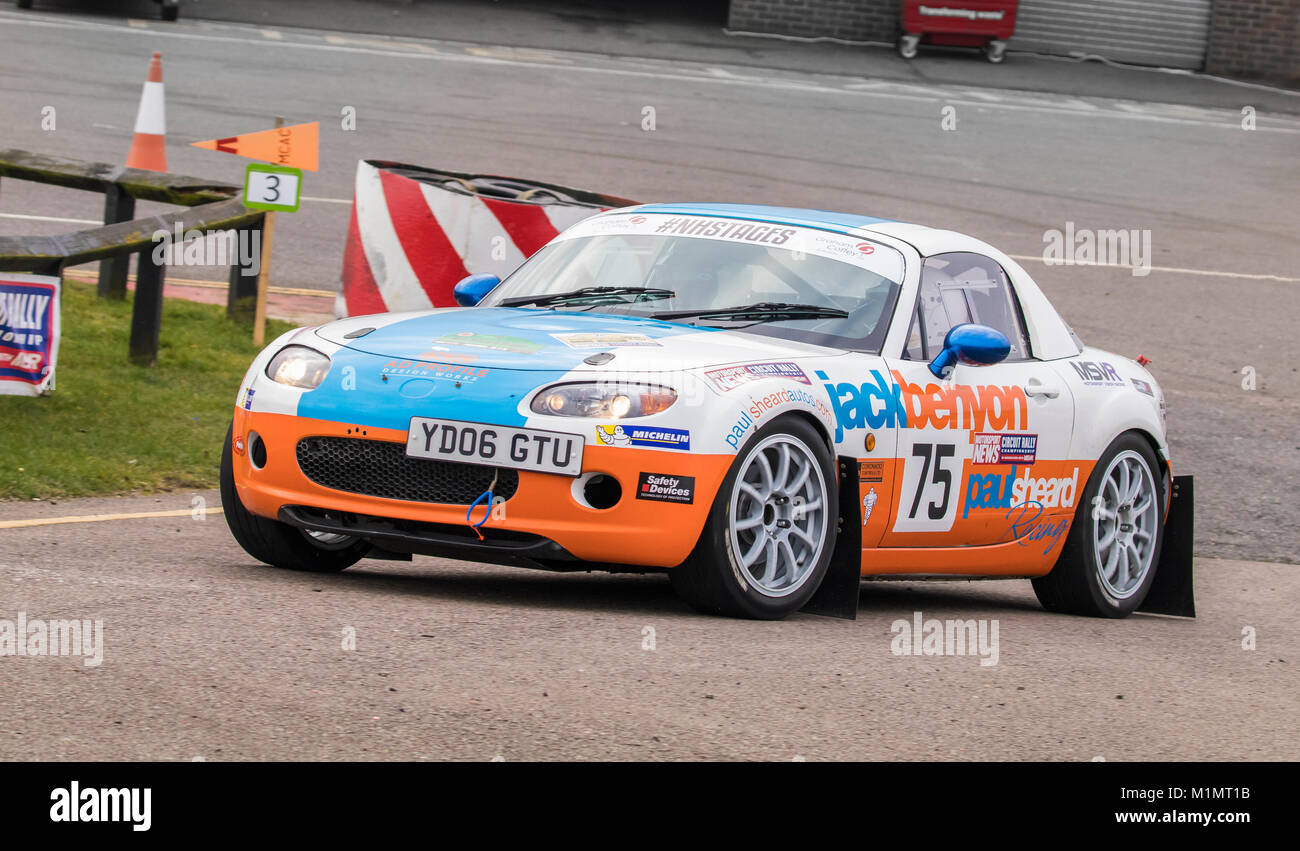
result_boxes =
[478,213,906,352]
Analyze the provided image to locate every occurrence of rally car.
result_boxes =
[221,203,1192,620]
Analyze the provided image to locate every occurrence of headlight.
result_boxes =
[266,345,331,389]
[531,383,677,418]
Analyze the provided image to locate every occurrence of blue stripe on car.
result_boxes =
[296,308,710,430]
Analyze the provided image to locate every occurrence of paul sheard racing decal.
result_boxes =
[724,386,836,451]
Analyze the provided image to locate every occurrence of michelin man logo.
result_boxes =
[862,488,878,525]
[595,425,632,446]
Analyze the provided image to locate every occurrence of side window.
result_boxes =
[904,305,926,360]
[914,252,1031,361]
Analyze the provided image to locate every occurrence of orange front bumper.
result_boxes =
[230,409,732,568]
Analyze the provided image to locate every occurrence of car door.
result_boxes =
[879,252,1076,549]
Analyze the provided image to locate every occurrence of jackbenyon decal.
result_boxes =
[725,387,834,450]
[963,467,1079,519]
[595,424,690,450]
[381,360,490,382]
[817,369,1029,442]
[704,361,810,392]
[971,432,1037,465]
[1131,378,1154,396]
[435,331,544,354]
[551,332,660,349]
[636,473,695,504]
[858,460,885,483]
[1069,360,1125,388]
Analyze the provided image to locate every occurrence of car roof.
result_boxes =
[627,202,914,237]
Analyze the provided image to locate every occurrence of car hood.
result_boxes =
[314,307,840,371]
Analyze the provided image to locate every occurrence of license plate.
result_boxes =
[406,418,584,477]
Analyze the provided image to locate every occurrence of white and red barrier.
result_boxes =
[338,160,636,317]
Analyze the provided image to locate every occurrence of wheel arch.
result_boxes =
[777,408,836,458]
[1120,426,1173,520]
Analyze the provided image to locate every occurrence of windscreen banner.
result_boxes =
[0,273,60,396]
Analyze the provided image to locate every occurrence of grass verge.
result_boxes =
[0,281,294,499]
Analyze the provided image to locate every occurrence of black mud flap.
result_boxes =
[801,456,861,620]
[1138,475,1195,617]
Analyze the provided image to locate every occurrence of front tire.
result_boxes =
[1032,433,1164,617]
[671,416,837,619]
[220,423,370,572]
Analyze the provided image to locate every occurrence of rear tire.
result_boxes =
[671,416,837,619]
[220,423,370,572]
[1032,433,1164,617]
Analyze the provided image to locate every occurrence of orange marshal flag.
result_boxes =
[191,121,318,171]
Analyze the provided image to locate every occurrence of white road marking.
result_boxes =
[1007,254,1300,282]
[301,195,351,204]
[2,10,1298,134]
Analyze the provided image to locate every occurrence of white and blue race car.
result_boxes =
[222,203,1193,620]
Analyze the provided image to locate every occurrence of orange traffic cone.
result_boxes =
[125,52,167,171]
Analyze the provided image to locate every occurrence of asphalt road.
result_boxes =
[0,5,1297,760]
[1,491,1296,761]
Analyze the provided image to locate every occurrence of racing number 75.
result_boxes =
[908,443,955,520]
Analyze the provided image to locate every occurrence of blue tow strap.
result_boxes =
[467,489,494,529]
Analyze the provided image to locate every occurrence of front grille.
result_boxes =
[296,436,519,505]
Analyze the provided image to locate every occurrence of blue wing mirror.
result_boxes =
[928,323,1011,379]
[452,274,501,307]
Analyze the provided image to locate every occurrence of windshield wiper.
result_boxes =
[652,302,848,322]
[498,286,676,308]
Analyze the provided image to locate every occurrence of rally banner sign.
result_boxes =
[0,273,60,396]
